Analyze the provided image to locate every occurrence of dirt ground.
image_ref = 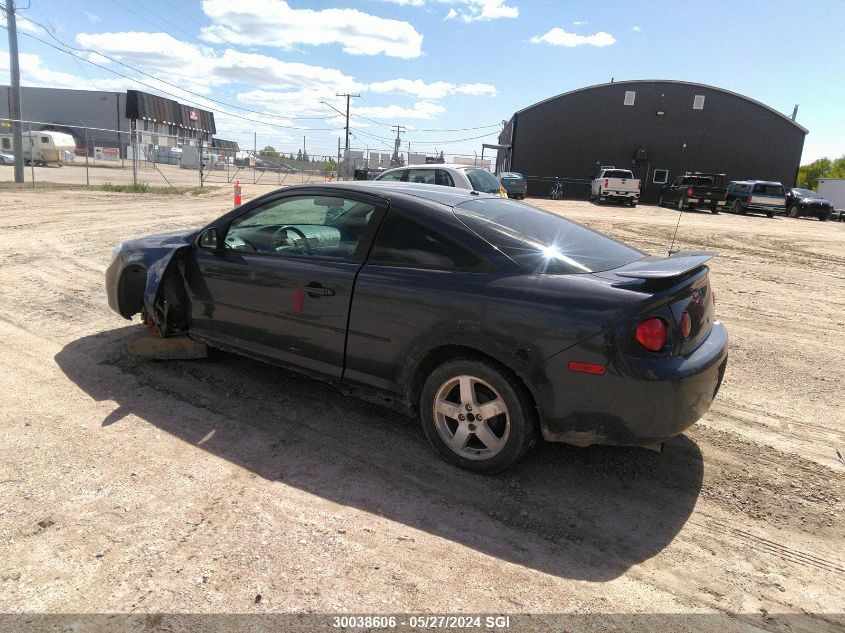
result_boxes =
[0,183,843,631]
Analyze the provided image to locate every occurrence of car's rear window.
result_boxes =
[464,169,502,194]
[603,170,634,179]
[454,199,644,274]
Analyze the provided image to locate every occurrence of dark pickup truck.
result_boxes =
[658,172,726,214]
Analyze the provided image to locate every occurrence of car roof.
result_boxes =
[279,180,496,207]
[381,164,484,172]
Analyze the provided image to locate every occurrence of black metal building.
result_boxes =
[496,80,807,201]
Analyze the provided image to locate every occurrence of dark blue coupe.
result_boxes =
[106,182,728,472]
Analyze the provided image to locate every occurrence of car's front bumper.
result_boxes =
[533,322,728,446]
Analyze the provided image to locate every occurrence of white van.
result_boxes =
[0,130,76,166]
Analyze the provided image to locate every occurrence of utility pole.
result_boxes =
[336,92,360,180]
[390,124,406,167]
[4,0,25,183]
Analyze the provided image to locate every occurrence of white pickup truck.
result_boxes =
[591,167,641,206]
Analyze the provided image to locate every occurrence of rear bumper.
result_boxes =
[534,322,728,446]
[601,191,639,201]
[688,197,726,206]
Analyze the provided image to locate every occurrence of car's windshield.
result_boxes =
[464,168,502,193]
[792,188,817,197]
[454,199,644,274]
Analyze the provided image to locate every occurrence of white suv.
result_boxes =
[374,164,506,197]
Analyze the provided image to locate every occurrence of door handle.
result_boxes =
[302,283,335,297]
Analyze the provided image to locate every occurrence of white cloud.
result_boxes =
[84,12,101,23]
[200,0,423,58]
[76,32,219,94]
[355,101,446,120]
[384,0,517,23]
[632,25,642,32]
[0,51,129,92]
[530,28,616,48]
[573,20,588,26]
[75,32,364,98]
[368,78,496,99]
[7,15,43,34]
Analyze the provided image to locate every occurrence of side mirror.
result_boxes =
[199,227,221,250]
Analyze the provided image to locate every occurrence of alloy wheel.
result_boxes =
[432,375,510,460]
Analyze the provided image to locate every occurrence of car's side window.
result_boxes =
[367,212,482,271]
[436,169,455,187]
[407,169,436,184]
[224,195,377,261]
[378,170,406,182]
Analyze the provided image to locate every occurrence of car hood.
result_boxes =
[122,228,199,250]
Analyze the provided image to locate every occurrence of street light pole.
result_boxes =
[4,0,25,183]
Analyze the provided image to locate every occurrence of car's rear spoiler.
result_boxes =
[613,251,716,279]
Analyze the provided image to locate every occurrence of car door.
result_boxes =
[186,191,386,378]
[344,209,493,394]
[665,177,682,203]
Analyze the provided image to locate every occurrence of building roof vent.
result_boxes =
[624,91,636,106]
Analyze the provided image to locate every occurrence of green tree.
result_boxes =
[258,145,279,159]
[296,149,303,162]
[797,155,845,190]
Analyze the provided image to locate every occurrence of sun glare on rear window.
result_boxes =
[454,199,644,274]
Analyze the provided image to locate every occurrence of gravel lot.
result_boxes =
[0,183,843,630]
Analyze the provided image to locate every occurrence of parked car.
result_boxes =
[498,172,527,199]
[106,182,728,473]
[374,164,507,197]
[0,152,14,165]
[725,180,786,218]
[590,167,640,206]
[658,172,726,214]
[784,188,833,221]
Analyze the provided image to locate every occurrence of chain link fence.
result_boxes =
[0,119,500,191]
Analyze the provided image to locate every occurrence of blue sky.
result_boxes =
[1,0,843,163]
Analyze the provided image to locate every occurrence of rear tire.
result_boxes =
[788,204,801,218]
[820,213,829,222]
[419,359,537,474]
[767,211,774,218]
[710,202,719,214]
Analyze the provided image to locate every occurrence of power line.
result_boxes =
[14,16,340,124]
[351,126,497,146]
[2,23,346,132]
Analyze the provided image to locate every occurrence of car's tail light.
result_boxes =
[724,191,728,200]
[635,317,667,351]
[680,311,692,339]
[604,179,609,189]
[687,187,694,197]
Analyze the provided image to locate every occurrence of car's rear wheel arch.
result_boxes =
[117,264,147,318]
[408,344,540,420]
